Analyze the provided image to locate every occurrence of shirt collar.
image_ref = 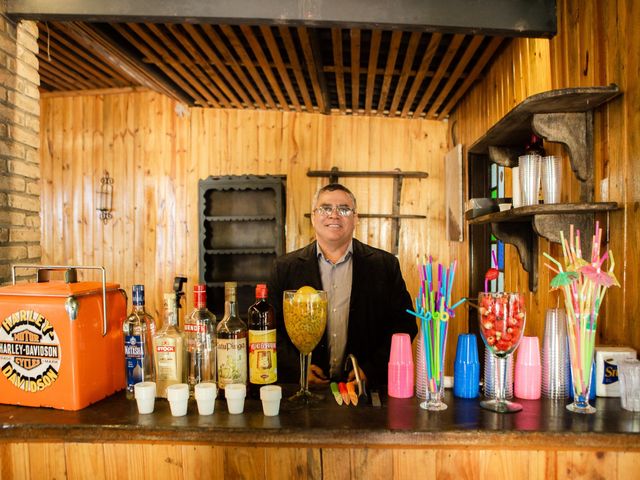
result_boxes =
[316,240,353,265]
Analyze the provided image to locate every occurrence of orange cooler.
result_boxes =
[0,266,126,410]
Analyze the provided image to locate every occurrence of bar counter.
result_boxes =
[1,387,639,479]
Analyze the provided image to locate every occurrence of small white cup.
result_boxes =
[225,384,247,414]
[194,382,217,415]
[134,381,156,414]
[260,385,282,416]
[167,383,189,417]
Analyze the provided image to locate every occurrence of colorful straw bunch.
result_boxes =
[407,256,465,394]
[543,222,619,401]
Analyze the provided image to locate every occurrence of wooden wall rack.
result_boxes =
[467,85,621,291]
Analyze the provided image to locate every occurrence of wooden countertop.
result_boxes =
[1,387,639,449]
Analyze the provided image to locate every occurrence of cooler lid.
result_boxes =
[0,281,121,297]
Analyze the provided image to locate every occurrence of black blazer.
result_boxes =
[267,239,417,387]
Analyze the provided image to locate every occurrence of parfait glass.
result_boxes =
[478,292,526,413]
[283,289,328,403]
[420,312,449,411]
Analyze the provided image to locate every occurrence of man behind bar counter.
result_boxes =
[268,183,417,388]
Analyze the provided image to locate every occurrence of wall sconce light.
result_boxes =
[96,170,113,224]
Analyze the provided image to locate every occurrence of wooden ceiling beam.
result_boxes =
[37,53,96,90]
[279,26,314,112]
[113,23,211,107]
[331,28,346,113]
[413,34,465,117]
[58,22,192,105]
[140,23,224,107]
[427,35,484,118]
[259,26,302,111]
[400,33,442,118]
[166,24,242,108]
[240,25,292,111]
[349,30,361,114]
[219,25,277,110]
[200,24,267,110]
[40,23,131,84]
[183,24,253,109]
[388,32,421,117]
[8,0,557,37]
[298,27,329,114]
[364,30,381,115]
[439,36,504,118]
[376,30,403,115]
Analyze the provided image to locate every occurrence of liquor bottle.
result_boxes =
[185,284,216,392]
[525,134,546,156]
[248,283,277,397]
[216,282,248,390]
[123,284,156,399]
[154,292,186,398]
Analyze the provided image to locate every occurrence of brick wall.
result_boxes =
[0,13,40,284]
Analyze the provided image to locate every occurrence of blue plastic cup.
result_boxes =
[453,333,480,398]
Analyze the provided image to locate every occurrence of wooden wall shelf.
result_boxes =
[466,85,621,292]
[467,203,618,292]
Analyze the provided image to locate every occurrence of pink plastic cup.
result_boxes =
[515,336,542,400]
[388,333,414,398]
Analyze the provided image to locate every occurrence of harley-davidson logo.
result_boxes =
[0,310,61,392]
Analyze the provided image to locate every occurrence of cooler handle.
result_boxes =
[11,264,109,336]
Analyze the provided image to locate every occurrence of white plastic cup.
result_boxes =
[134,381,156,414]
[167,383,189,417]
[260,385,282,416]
[512,166,522,208]
[541,155,562,204]
[225,384,247,414]
[519,154,541,206]
[194,382,217,415]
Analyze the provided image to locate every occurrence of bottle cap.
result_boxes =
[255,283,267,299]
[132,284,145,306]
[194,284,207,306]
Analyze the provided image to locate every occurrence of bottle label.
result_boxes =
[125,335,144,389]
[248,329,277,384]
[184,323,207,333]
[217,338,247,388]
[155,340,179,382]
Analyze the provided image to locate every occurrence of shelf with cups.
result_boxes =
[466,85,622,292]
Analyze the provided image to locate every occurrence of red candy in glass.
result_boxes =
[478,293,525,356]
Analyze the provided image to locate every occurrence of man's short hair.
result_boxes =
[312,183,357,211]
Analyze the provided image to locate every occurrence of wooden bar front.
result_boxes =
[1,389,639,479]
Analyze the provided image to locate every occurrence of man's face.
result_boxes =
[311,189,357,249]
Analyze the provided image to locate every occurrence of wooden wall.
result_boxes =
[450,0,640,352]
[39,90,468,372]
[2,441,638,480]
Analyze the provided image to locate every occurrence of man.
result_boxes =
[268,183,417,388]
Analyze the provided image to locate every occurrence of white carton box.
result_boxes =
[594,347,637,397]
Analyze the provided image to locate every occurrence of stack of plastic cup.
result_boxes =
[415,330,427,399]
[518,154,541,206]
[484,349,514,399]
[453,334,480,398]
[388,333,414,398]
[512,166,522,208]
[515,336,542,399]
[541,308,570,399]
[541,155,562,204]
[618,358,640,412]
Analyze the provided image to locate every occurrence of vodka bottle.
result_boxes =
[216,282,248,390]
[185,284,216,392]
[123,284,156,399]
[154,293,186,398]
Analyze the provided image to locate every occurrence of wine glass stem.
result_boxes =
[496,355,507,403]
[299,352,312,394]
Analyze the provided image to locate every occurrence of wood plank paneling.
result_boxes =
[64,443,106,480]
[39,90,463,369]
[449,0,640,354]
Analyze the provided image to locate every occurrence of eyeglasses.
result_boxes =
[313,205,356,217]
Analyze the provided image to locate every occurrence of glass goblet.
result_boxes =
[478,292,526,413]
[283,289,327,403]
